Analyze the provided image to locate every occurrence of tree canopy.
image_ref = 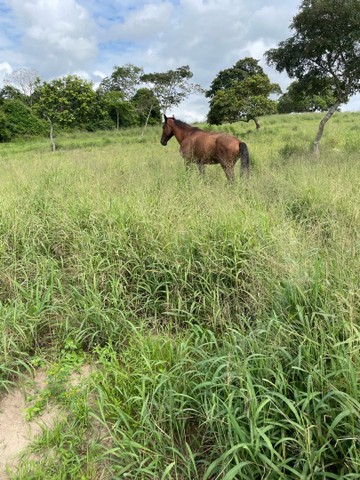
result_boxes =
[99,64,144,101]
[34,75,101,150]
[277,78,337,114]
[206,58,281,128]
[265,0,360,153]
[206,57,265,99]
[0,99,47,142]
[0,63,203,143]
[141,65,203,114]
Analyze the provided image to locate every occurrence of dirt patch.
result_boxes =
[0,365,91,479]
[0,370,58,479]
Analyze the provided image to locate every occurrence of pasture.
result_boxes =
[0,112,359,479]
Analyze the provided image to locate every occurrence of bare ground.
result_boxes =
[0,365,91,479]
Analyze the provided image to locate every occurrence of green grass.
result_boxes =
[1,112,360,478]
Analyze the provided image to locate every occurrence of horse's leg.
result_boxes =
[183,158,192,173]
[197,163,205,176]
[220,163,235,183]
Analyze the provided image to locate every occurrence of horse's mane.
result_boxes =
[173,117,201,131]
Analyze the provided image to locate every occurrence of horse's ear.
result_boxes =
[164,114,167,121]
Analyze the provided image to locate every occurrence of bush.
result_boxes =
[2,99,47,139]
[0,109,12,142]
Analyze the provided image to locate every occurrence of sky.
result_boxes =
[0,0,359,122]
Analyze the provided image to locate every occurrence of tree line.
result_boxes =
[0,0,359,153]
[0,64,203,149]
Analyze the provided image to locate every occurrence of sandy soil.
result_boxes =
[0,366,91,479]
[0,369,58,479]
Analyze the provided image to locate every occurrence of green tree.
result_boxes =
[34,75,99,150]
[265,0,360,154]
[278,78,337,113]
[206,57,264,99]
[131,88,161,135]
[99,64,144,101]
[98,64,144,128]
[141,65,204,115]
[0,99,47,142]
[207,58,281,128]
[103,90,126,129]
[0,85,26,102]
[0,109,11,142]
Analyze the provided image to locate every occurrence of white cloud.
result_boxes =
[93,70,106,79]
[108,2,173,42]
[0,61,12,87]
[5,0,98,75]
[1,0,359,119]
[0,61,12,75]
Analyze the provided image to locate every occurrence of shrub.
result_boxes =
[3,99,47,139]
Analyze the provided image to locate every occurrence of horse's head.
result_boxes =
[160,114,174,146]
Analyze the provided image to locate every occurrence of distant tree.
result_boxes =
[131,88,161,135]
[278,78,337,113]
[207,58,281,128]
[99,64,144,101]
[0,99,47,142]
[4,68,40,107]
[103,90,126,129]
[34,75,99,151]
[206,57,264,99]
[141,65,204,115]
[98,64,144,128]
[0,109,11,142]
[265,0,360,154]
[0,85,25,102]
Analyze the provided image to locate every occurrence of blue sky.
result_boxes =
[0,0,359,121]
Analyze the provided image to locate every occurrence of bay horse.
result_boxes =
[160,115,250,182]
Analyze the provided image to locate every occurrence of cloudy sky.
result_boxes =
[0,0,359,121]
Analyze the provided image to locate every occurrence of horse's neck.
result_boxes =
[172,122,194,144]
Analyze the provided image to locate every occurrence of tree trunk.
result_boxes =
[312,101,341,156]
[141,104,154,137]
[253,117,260,129]
[116,111,120,130]
[46,117,56,151]
[239,116,261,129]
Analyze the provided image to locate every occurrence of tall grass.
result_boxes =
[1,112,360,478]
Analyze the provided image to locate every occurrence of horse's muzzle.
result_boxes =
[160,139,168,146]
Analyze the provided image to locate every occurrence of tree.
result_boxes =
[277,78,337,113]
[131,88,161,135]
[99,64,144,101]
[0,85,26,103]
[0,99,47,141]
[98,64,144,129]
[207,58,281,128]
[141,65,204,114]
[0,109,11,142]
[4,68,40,107]
[206,57,264,99]
[265,0,360,154]
[0,99,47,142]
[34,75,99,151]
[103,90,126,129]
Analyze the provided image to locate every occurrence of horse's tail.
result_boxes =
[239,141,250,176]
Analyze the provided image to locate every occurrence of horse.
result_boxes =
[160,115,250,182]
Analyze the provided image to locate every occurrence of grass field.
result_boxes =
[0,112,359,479]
